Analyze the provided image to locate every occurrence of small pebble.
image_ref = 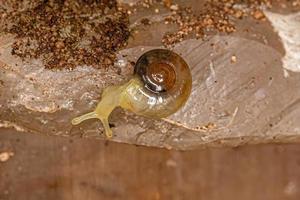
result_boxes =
[170,4,179,11]
[0,152,14,162]
[231,55,237,63]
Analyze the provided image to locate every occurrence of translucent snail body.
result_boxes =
[72,49,192,138]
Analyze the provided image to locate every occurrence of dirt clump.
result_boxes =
[160,0,274,46]
[1,0,130,69]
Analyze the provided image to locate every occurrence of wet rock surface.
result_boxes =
[0,0,300,150]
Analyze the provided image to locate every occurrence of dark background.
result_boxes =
[1,128,300,200]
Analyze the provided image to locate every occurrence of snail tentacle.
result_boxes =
[71,111,98,125]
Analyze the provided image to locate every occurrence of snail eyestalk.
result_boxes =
[71,49,192,138]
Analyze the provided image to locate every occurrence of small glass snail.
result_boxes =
[71,49,192,138]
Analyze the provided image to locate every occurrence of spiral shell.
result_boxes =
[121,49,192,118]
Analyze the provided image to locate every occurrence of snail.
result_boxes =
[71,49,192,138]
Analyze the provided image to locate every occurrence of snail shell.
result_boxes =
[72,49,192,137]
[121,49,192,118]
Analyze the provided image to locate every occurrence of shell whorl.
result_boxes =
[123,49,192,118]
[135,49,181,93]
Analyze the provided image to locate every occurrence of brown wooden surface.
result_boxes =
[1,128,300,200]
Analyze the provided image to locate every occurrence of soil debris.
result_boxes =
[161,0,274,46]
[136,0,296,47]
[0,0,299,69]
[1,0,130,69]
